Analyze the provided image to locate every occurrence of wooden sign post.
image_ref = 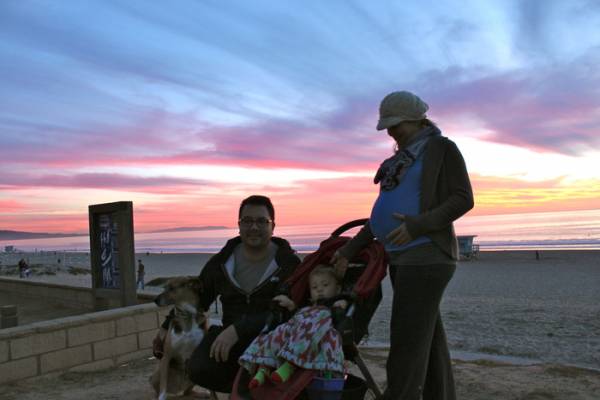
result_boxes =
[88,201,136,310]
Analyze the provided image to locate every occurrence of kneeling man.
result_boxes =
[154,195,301,393]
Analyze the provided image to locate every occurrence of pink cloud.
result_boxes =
[3,172,599,233]
[420,50,600,154]
[0,212,89,233]
[0,200,25,212]
[0,172,211,194]
[469,174,567,190]
[1,93,389,174]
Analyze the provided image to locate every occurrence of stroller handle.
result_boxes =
[330,218,368,237]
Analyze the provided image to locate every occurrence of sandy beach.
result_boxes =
[1,250,599,398]
[0,251,215,291]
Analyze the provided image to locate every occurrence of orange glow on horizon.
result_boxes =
[2,174,600,233]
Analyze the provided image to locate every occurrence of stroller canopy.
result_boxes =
[287,235,387,307]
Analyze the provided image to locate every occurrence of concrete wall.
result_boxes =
[0,302,169,384]
[0,277,155,310]
[0,278,95,310]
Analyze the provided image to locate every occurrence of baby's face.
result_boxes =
[309,274,339,301]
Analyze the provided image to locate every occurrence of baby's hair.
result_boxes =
[309,264,342,285]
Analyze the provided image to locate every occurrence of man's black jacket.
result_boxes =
[162,236,301,341]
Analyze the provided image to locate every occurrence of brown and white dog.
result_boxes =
[151,276,216,400]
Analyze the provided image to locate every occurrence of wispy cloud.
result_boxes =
[470,174,600,214]
[0,172,209,191]
[420,49,600,154]
[0,200,25,213]
[1,1,600,231]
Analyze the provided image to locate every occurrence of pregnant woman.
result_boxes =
[332,90,474,400]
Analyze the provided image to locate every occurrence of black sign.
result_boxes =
[89,201,136,309]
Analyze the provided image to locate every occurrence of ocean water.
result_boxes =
[455,209,600,250]
[2,209,600,253]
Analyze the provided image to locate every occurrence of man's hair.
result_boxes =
[238,195,275,221]
[309,264,342,285]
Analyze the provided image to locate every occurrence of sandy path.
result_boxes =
[1,349,599,400]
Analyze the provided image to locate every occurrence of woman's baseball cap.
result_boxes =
[376,91,429,130]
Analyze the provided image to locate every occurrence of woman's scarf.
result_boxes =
[374,125,441,191]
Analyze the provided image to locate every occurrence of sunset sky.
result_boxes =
[1,1,600,233]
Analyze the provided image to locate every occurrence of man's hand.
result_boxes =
[330,250,349,279]
[209,325,239,362]
[332,299,348,310]
[273,294,296,311]
[385,213,413,245]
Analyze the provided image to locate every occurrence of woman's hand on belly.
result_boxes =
[385,213,413,245]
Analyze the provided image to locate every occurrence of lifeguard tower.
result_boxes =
[457,235,479,260]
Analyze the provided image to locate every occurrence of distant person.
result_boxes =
[535,250,540,260]
[18,258,31,278]
[332,91,474,400]
[137,259,145,290]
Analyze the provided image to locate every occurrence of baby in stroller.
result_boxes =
[239,264,349,389]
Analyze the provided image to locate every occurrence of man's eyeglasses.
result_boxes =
[238,217,273,228]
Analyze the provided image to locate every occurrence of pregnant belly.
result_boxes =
[369,194,404,243]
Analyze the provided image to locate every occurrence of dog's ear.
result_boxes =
[187,277,203,292]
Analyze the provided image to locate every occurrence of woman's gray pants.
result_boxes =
[383,263,456,400]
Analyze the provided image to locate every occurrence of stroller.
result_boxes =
[231,219,387,400]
